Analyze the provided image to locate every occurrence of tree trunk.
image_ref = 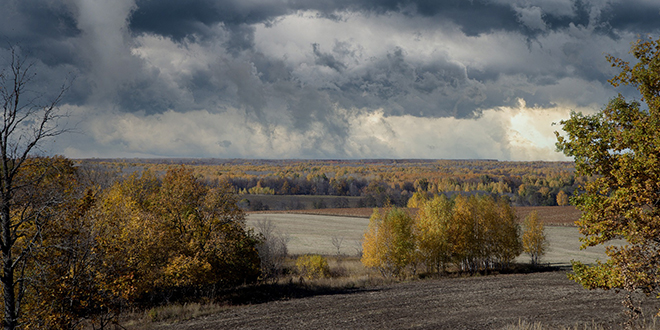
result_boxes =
[2,203,16,330]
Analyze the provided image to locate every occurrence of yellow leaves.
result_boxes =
[363,196,522,277]
[522,211,548,265]
[295,255,330,280]
[364,194,522,277]
[568,260,623,291]
[163,254,213,288]
[406,191,428,208]
[21,164,263,329]
[415,195,452,272]
[556,190,570,206]
[361,207,416,278]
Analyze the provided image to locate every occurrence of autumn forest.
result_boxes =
[83,158,581,210]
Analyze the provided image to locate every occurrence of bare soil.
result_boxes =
[158,270,659,330]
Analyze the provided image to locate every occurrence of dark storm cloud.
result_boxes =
[129,0,290,40]
[127,0,521,40]
[600,1,660,34]
[1,0,80,66]
[325,47,486,118]
[126,0,660,44]
[2,0,660,158]
[312,43,346,72]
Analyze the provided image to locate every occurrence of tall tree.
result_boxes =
[521,211,547,265]
[556,36,660,320]
[362,207,416,278]
[0,47,68,329]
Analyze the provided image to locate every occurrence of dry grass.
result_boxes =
[502,318,660,330]
[122,256,386,329]
[122,303,229,329]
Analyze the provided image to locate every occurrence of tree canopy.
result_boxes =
[556,36,660,316]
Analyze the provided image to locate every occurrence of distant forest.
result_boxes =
[79,159,581,209]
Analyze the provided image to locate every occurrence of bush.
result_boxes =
[296,255,330,280]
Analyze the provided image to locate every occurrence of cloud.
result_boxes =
[514,6,548,31]
[59,97,586,160]
[1,0,659,160]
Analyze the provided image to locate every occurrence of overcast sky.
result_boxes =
[2,0,659,160]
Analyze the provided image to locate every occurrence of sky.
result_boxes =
[2,0,660,160]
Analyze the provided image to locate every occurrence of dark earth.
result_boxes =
[159,270,660,330]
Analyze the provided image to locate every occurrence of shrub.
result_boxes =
[296,255,331,280]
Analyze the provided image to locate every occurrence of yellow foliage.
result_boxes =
[522,211,548,265]
[556,190,570,206]
[415,194,521,274]
[362,207,416,278]
[296,255,330,280]
[414,195,453,272]
[23,166,262,329]
[163,254,214,287]
[406,191,429,208]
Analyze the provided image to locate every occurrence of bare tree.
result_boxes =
[0,47,68,330]
[353,240,363,258]
[254,219,289,282]
[331,235,344,258]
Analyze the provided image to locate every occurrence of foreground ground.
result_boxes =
[159,270,658,329]
[145,208,646,329]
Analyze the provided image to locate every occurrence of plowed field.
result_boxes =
[161,271,659,330]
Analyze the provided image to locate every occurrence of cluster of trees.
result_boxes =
[1,49,260,328]
[11,165,262,328]
[361,194,527,278]
[87,159,582,208]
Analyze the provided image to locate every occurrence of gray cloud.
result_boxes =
[1,0,660,159]
[312,43,346,72]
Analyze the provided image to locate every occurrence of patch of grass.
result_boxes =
[122,302,228,329]
[502,318,660,330]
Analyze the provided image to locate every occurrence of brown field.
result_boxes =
[514,206,582,226]
[248,207,375,218]
[156,270,660,330]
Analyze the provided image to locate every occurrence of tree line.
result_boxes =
[84,159,583,208]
